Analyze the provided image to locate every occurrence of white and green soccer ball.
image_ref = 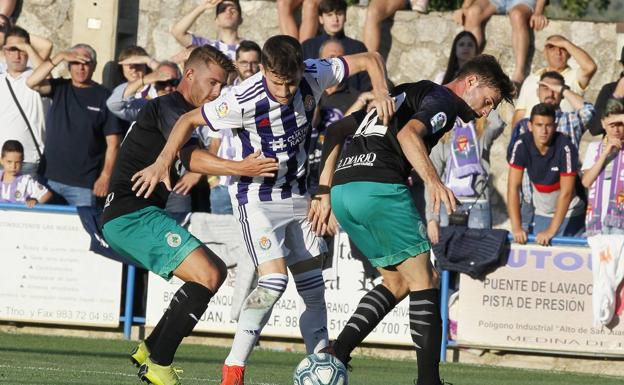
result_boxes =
[293,353,348,385]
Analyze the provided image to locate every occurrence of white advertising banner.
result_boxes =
[0,209,122,327]
[458,244,624,356]
[146,229,414,345]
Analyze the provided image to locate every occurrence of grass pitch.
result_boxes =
[0,331,620,385]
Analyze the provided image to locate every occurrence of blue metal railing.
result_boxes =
[0,203,143,339]
[439,234,590,362]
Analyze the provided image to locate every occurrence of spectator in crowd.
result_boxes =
[426,111,506,242]
[277,0,319,43]
[0,26,46,176]
[507,71,594,232]
[302,0,370,91]
[27,44,122,207]
[0,15,53,74]
[581,98,624,327]
[0,140,51,206]
[454,0,549,87]
[508,103,585,246]
[511,71,595,149]
[433,31,478,85]
[362,0,427,54]
[588,46,624,136]
[171,0,242,61]
[302,0,365,60]
[512,34,597,127]
[107,61,181,123]
[583,98,624,235]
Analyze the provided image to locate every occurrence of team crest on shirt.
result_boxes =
[456,135,469,153]
[166,232,182,248]
[304,94,316,112]
[14,191,22,200]
[618,190,624,209]
[430,112,447,133]
[216,101,229,118]
[258,236,272,250]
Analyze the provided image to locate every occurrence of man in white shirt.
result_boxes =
[0,26,45,175]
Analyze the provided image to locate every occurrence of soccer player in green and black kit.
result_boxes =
[101,46,278,385]
[309,55,514,385]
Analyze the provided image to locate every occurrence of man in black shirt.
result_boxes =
[310,55,514,385]
[100,46,277,385]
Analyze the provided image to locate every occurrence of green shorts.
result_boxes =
[102,206,202,280]
[331,181,430,268]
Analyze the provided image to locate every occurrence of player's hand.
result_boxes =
[131,159,172,198]
[308,193,332,236]
[427,220,440,245]
[452,8,465,25]
[512,227,528,244]
[535,230,554,246]
[327,210,339,236]
[173,172,203,195]
[143,70,175,85]
[93,174,111,197]
[25,198,37,208]
[428,178,457,216]
[235,150,278,177]
[371,90,396,126]
[530,14,549,31]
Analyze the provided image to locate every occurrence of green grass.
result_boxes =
[0,331,621,385]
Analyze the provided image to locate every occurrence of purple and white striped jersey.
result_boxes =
[201,57,349,205]
[191,35,238,61]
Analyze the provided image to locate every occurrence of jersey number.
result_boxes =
[354,110,387,138]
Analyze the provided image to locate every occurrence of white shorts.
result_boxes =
[234,195,327,267]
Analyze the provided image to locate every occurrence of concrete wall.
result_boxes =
[16,0,623,228]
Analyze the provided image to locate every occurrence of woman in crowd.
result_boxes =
[433,31,478,85]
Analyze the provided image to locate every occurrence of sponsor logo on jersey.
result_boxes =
[336,152,377,171]
[166,232,182,248]
[258,236,272,250]
[104,192,115,209]
[216,101,229,118]
[258,117,271,127]
[430,112,447,133]
[304,94,316,112]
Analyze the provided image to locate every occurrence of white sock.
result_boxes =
[294,269,328,353]
[224,273,287,366]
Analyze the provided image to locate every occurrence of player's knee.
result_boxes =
[382,279,409,300]
[243,273,289,310]
[193,260,227,293]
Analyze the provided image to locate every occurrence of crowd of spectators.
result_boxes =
[0,0,623,250]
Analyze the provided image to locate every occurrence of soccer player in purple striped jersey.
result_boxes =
[131,34,394,385]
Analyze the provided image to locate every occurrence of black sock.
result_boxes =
[334,284,396,364]
[149,282,213,366]
[144,309,168,351]
[410,289,441,385]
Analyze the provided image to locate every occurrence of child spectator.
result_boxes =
[582,98,624,327]
[0,140,51,207]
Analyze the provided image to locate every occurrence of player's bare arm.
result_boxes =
[342,52,395,125]
[396,119,457,215]
[309,114,359,235]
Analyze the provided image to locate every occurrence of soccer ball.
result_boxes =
[293,353,348,385]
